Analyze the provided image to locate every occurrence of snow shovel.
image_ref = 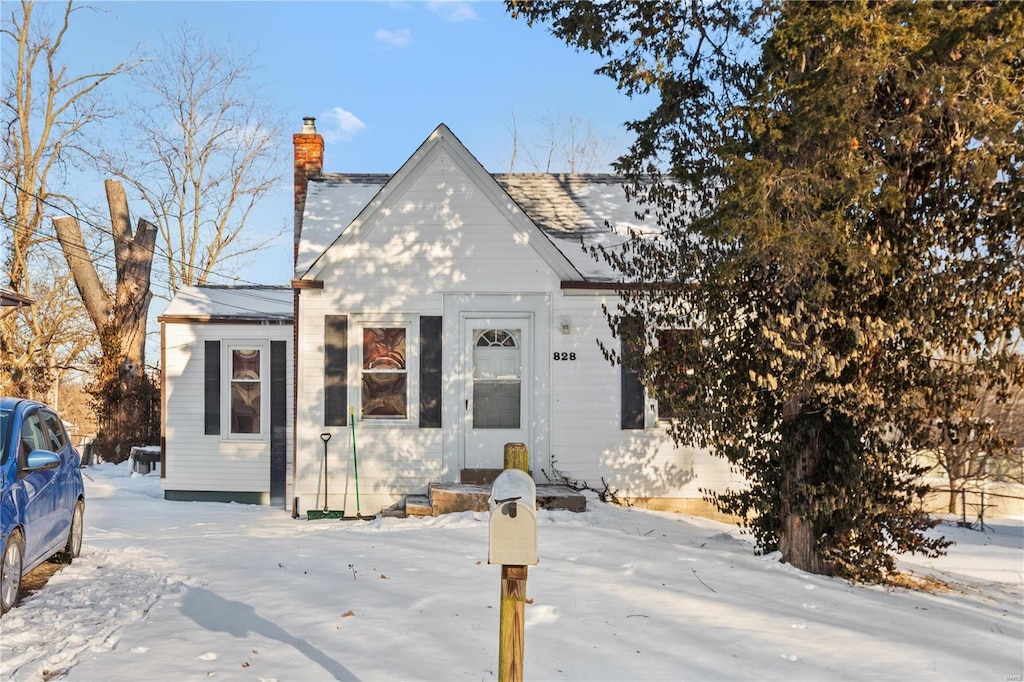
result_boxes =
[307,432,346,520]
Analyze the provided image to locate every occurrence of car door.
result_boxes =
[17,410,62,567]
[41,409,75,544]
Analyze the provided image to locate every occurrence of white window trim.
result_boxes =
[222,339,270,441]
[350,314,420,427]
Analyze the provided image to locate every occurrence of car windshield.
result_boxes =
[0,407,10,465]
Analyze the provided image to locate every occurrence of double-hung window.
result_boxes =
[358,320,414,421]
[228,345,263,436]
[325,315,436,428]
[204,339,286,439]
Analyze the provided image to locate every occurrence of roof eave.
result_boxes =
[0,290,35,307]
[158,314,293,324]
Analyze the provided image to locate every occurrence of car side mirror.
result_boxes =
[25,450,61,471]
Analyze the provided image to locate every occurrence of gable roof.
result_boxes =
[494,174,650,282]
[159,285,293,324]
[296,124,652,283]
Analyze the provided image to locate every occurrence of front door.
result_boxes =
[462,316,531,470]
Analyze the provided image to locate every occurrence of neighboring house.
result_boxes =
[158,285,293,505]
[1,287,34,315]
[160,120,739,517]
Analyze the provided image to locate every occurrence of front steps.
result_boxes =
[405,481,587,517]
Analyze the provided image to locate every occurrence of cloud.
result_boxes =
[319,107,367,143]
[427,2,478,22]
[374,28,412,47]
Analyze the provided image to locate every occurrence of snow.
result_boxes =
[160,286,293,321]
[297,179,385,278]
[2,463,1021,681]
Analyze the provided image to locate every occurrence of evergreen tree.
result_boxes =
[509,1,1023,581]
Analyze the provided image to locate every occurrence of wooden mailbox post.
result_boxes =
[490,442,536,682]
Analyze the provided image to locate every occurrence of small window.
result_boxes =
[361,327,408,419]
[230,348,262,434]
[655,329,694,422]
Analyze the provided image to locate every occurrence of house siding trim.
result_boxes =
[159,315,292,324]
[164,490,269,505]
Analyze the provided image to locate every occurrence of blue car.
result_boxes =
[0,397,85,615]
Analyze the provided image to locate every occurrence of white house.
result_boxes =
[159,285,293,505]
[159,120,740,518]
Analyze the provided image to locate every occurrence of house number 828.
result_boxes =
[553,352,577,361]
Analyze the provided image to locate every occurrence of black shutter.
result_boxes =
[270,340,287,505]
[419,316,442,428]
[204,340,221,435]
[620,324,645,430]
[324,315,348,426]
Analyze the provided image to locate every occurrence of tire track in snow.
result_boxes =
[0,546,185,680]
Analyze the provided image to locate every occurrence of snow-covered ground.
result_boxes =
[1,463,1021,681]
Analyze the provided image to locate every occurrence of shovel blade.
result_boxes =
[307,509,347,520]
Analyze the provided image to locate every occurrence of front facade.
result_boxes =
[288,122,737,517]
[158,122,739,515]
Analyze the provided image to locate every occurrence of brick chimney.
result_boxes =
[293,116,324,262]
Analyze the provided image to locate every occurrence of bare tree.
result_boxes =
[505,109,520,173]
[92,22,286,293]
[52,179,157,461]
[0,253,94,399]
[1,0,137,396]
[505,109,612,173]
[1,0,137,289]
[930,338,1024,510]
[531,111,610,172]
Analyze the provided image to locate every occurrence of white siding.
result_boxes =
[548,293,738,499]
[316,152,564,298]
[295,151,563,514]
[162,320,292,500]
[295,143,736,514]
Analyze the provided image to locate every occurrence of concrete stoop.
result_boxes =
[404,482,587,517]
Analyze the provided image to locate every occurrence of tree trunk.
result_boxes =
[52,216,111,327]
[947,471,960,515]
[779,511,829,575]
[53,180,157,461]
[779,395,832,575]
[106,179,157,375]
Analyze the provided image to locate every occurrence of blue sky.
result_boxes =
[40,1,653,290]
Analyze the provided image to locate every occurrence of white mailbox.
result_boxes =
[488,469,538,566]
